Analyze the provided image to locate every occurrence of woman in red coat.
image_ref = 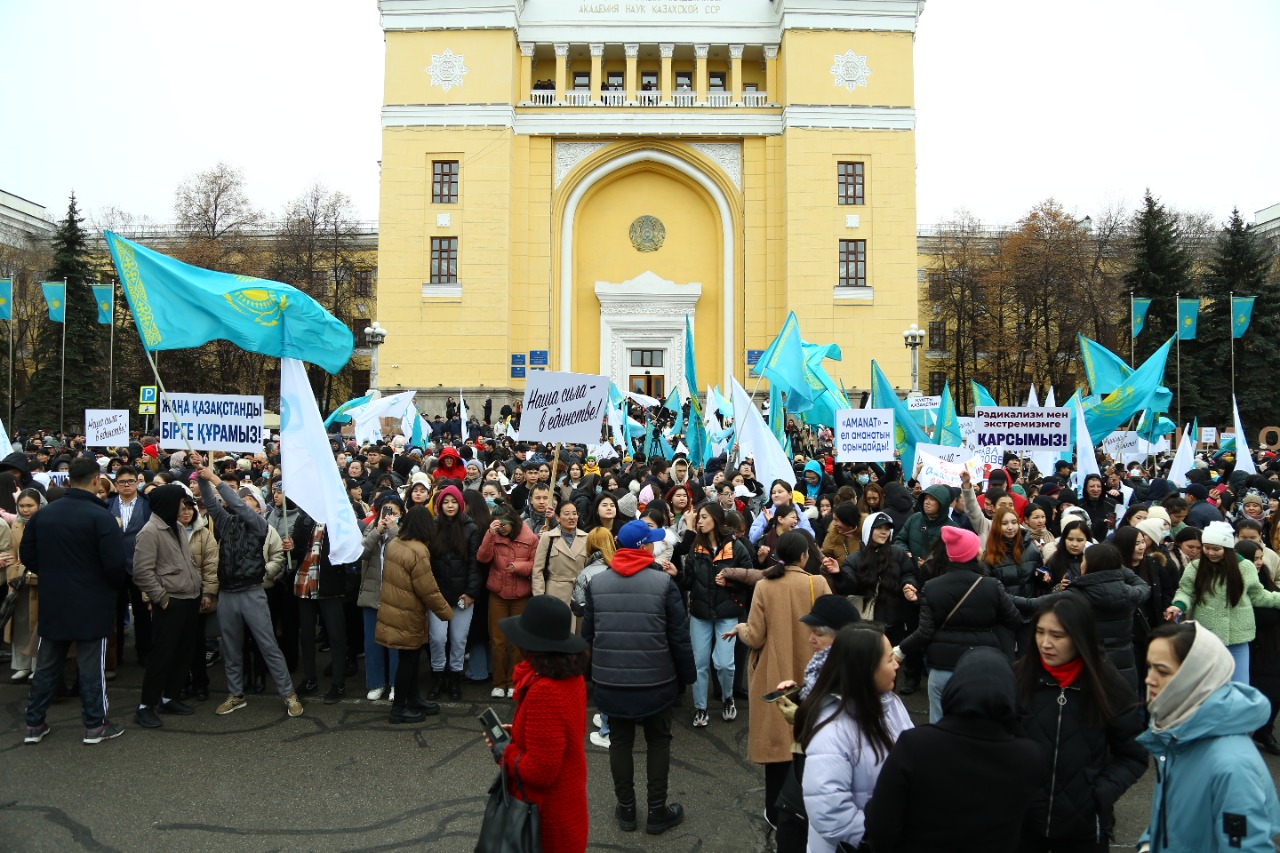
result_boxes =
[488,595,589,853]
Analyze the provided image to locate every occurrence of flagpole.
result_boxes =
[1129,290,1135,367]
[140,346,198,457]
[59,276,67,431]
[1175,291,1181,428]
[108,279,116,409]
[1229,290,1236,404]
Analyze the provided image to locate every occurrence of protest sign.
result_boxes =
[960,416,1003,468]
[834,408,895,462]
[1200,426,1218,445]
[906,395,941,411]
[159,393,266,453]
[974,407,1070,452]
[1102,430,1158,466]
[914,443,985,488]
[84,409,130,446]
[519,371,609,445]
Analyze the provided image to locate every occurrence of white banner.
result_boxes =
[834,408,896,462]
[1102,430,1160,466]
[960,416,1003,468]
[160,393,265,453]
[914,443,985,488]
[975,406,1070,452]
[520,370,609,445]
[1200,426,1218,445]
[84,409,130,446]
[906,395,941,411]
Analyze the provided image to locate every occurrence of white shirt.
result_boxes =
[119,496,138,530]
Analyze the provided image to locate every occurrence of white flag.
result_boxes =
[1074,396,1100,481]
[1233,396,1257,475]
[345,389,417,446]
[1044,387,1056,408]
[0,419,13,457]
[731,377,794,488]
[1168,425,1195,487]
[459,390,469,443]
[1027,384,1040,408]
[279,358,364,563]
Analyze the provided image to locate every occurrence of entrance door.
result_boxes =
[628,348,665,399]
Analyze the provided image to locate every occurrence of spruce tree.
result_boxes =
[1199,209,1276,431]
[23,194,106,432]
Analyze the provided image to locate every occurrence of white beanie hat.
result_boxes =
[1201,520,1236,550]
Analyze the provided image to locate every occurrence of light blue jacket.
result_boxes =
[1137,682,1280,852]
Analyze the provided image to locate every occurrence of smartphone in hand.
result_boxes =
[761,686,800,704]
[478,707,508,744]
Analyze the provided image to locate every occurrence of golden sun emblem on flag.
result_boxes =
[1093,385,1134,415]
[224,286,286,327]
[1183,317,1192,326]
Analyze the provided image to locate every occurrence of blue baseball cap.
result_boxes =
[617,519,666,549]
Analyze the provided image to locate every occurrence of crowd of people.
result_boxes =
[4,421,1280,851]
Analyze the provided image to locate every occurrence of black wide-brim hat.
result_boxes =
[499,595,586,655]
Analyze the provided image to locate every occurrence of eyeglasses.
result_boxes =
[116,479,137,486]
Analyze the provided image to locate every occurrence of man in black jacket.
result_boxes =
[22,459,128,745]
[584,519,695,837]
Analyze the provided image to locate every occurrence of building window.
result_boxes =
[629,349,664,368]
[675,70,692,91]
[354,268,374,297]
[928,371,947,397]
[606,71,623,91]
[744,82,758,92]
[928,321,946,351]
[838,161,865,205]
[310,268,330,297]
[838,240,867,288]
[351,320,368,348]
[640,71,658,91]
[573,71,590,90]
[430,237,458,284]
[927,271,945,300]
[431,160,458,204]
[709,71,726,91]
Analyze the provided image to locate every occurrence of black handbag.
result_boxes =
[475,754,542,853]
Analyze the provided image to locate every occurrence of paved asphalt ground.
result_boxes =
[2,651,1279,853]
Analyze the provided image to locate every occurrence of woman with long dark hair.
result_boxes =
[983,505,1042,597]
[375,506,455,723]
[425,485,482,701]
[585,491,621,536]
[1016,596,1147,852]
[726,531,832,829]
[1056,543,1149,693]
[1041,519,1092,592]
[1165,521,1280,683]
[749,479,814,542]
[835,512,913,639]
[794,623,911,853]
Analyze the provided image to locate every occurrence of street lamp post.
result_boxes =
[902,323,926,395]
[364,321,388,393]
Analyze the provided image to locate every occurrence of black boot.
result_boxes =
[1254,730,1280,756]
[427,671,445,700]
[389,702,426,724]
[448,671,462,701]
[410,695,441,716]
[646,801,685,835]
[615,799,637,832]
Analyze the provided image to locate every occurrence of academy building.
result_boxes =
[376,0,925,405]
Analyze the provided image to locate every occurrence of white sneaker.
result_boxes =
[366,687,386,701]
[589,731,611,748]
[491,687,506,699]
[389,687,395,701]
[593,713,603,729]
[10,669,31,682]
[506,688,515,699]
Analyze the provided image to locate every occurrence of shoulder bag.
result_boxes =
[938,576,984,631]
[475,754,542,853]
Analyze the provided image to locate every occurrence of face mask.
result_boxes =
[484,497,496,507]
[857,474,870,486]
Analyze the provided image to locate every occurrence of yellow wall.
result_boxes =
[780,30,915,107]
[385,30,517,105]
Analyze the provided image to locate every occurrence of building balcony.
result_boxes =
[524,89,773,108]
[565,91,590,106]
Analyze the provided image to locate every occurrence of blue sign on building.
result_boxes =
[529,350,549,366]
[746,350,765,366]
[511,354,526,365]
[511,366,527,379]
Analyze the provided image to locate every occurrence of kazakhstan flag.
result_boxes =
[0,279,11,322]
[871,360,930,472]
[751,311,816,413]
[1132,298,1152,338]
[1078,334,1133,395]
[1177,298,1199,340]
[970,379,997,412]
[40,281,65,323]
[104,231,354,374]
[1232,296,1255,339]
[936,381,963,447]
[91,284,114,324]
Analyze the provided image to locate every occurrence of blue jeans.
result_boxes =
[599,713,610,737]
[465,641,491,680]
[25,637,108,729]
[690,616,737,710]
[1228,643,1250,685]
[429,605,475,673]
[927,668,953,724]
[362,608,399,690]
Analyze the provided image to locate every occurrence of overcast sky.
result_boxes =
[2,0,1276,229]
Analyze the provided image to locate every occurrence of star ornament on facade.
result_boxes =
[830,50,871,91]
[426,49,470,92]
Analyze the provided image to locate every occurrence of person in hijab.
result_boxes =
[1138,621,1280,852]
[864,648,1049,852]
[130,485,203,729]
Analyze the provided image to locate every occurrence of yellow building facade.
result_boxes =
[377,0,925,407]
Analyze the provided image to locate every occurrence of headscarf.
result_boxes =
[1148,621,1235,733]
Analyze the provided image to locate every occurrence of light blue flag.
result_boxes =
[410,412,430,448]
[662,385,681,413]
[324,392,375,427]
[799,341,849,428]
[937,382,963,447]
[769,382,787,447]
[1132,298,1152,338]
[0,279,12,321]
[1078,334,1133,395]
[40,281,65,323]
[1177,298,1199,340]
[970,379,997,412]
[91,284,113,325]
[684,315,701,416]
[657,433,675,460]
[1232,296,1256,339]
[1060,390,1081,461]
[626,417,646,438]
[1190,417,1199,444]
[751,311,816,413]
[1082,337,1174,443]
[871,360,930,471]
[609,382,626,408]
[104,230,354,374]
[711,387,733,418]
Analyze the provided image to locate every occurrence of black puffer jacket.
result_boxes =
[1061,570,1149,693]
[1020,672,1147,843]
[292,512,360,599]
[899,563,1022,671]
[429,515,483,603]
[679,532,754,621]
[984,535,1043,598]
[835,543,914,626]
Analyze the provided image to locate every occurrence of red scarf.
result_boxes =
[1042,655,1084,688]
